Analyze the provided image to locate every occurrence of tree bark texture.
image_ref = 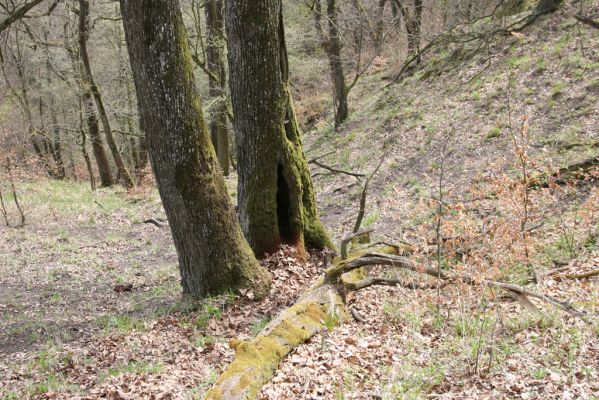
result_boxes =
[226,0,333,257]
[120,0,271,298]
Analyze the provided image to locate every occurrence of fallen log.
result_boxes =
[205,283,345,400]
[205,246,397,400]
[206,243,598,398]
[529,156,599,188]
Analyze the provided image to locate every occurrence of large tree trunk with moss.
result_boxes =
[226,0,333,257]
[205,0,230,176]
[120,0,271,298]
[79,0,135,189]
[314,0,349,128]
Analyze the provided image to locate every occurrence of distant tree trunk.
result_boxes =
[205,0,230,175]
[43,31,66,180]
[120,0,271,297]
[314,0,349,128]
[79,0,134,188]
[49,108,66,179]
[82,85,114,187]
[115,25,141,177]
[394,0,422,62]
[226,0,333,256]
[63,18,113,187]
[0,44,54,176]
[78,98,96,190]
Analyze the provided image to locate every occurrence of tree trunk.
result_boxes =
[78,98,96,190]
[120,0,271,298]
[82,85,114,187]
[44,36,66,180]
[63,17,113,187]
[314,0,349,128]
[205,0,230,176]
[79,0,135,188]
[2,45,54,177]
[226,0,333,257]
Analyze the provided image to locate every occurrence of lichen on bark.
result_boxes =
[120,0,271,299]
[226,0,333,257]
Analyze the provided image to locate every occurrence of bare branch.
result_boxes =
[0,0,46,34]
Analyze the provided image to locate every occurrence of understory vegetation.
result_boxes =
[1,0,598,399]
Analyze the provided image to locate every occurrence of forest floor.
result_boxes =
[0,167,598,400]
[2,4,599,400]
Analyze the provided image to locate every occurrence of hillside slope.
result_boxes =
[302,3,598,244]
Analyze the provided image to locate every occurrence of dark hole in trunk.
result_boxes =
[276,164,293,243]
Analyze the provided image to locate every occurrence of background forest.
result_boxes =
[1,0,598,399]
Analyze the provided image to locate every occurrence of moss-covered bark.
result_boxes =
[120,0,271,298]
[225,0,333,257]
[205,284,346,400]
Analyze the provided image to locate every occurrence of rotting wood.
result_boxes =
[529,156,599,188]
[205,283,346,400]
[206,237,598,398]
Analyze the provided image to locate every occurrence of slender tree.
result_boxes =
[314,0,349,128]
[120,0,271,297]
[63,17,114,187]
[226,0,333,256]
[204,0,230,175]
[79,0,135,188]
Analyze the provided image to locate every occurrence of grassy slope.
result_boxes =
[298,4,598,243]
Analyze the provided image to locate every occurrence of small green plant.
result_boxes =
[550,82,565,99]
[486,127,502,139]
[533,368,548,379]
[250,317,270,337]
[535,59,546,73]
[323,313,338,332]
[362,210,380,228]
[471,91,482,101]
[96,314,146,334]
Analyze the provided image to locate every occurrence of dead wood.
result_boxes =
[529,156,599,188]
[574,14,599,29]
[309,159,366,179]
[556,269,599,281]
[205,283,346,400]
[329,252,598,318]
[143,218,164,228]
[340,229,374,260]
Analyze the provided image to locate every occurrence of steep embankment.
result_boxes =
[302,3,598,243]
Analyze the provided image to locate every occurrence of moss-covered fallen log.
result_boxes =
[205,245,398,400]
[205,283,345,400]
[206,238,598,399]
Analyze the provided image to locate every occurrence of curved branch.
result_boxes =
[0,0,46,34]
